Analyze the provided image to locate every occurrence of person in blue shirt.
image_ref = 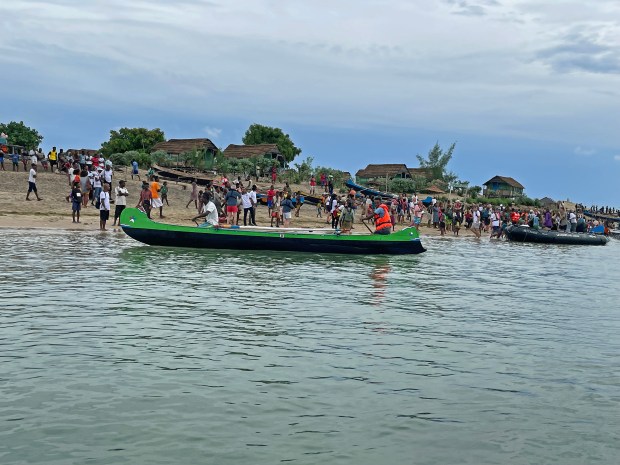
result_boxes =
[131,159,140,180]
[11,152,20,171]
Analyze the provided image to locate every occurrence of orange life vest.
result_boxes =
[510,211,520,224]
[374,204,392,231]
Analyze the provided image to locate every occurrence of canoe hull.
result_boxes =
[120,208,426,255]
[505,225,609,245]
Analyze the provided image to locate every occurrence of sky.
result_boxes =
[1,0,619,204]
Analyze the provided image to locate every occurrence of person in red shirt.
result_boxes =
[309,175,316,195]
[266,185,275,216]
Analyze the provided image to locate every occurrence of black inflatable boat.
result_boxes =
[505,225,609,245]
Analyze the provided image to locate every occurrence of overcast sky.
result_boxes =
[1,0,619,204]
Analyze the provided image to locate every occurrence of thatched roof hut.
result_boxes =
[152,138,217,155]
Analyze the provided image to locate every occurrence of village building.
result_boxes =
[483,176,525,198]
[355,164,430,187]
[222,143,285,166]
[152,138,218,168]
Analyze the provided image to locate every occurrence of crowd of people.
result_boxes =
[7,145,618,237]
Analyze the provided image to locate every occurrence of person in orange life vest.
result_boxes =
[510,208,520,225]
[362,199,392,235]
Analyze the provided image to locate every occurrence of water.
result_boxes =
[1,230,619,465]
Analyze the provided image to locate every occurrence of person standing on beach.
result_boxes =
[0,148,4,171]
[266,185,275,217]
[224,184,241,225]
[99,184,111,230]
[309,175,316,195]
[26,163,43,201]
[113,180,129,226]
[249,185,258,226]
[150,176,164,218]
[103,164,113,188]
[131,159,140,180]
[186,180,198,209]
[66,181,82,223]
[281,193,295,227]
[160,181,169,206]
[49,147,58,172]
[241,186,253,226]
[91,168,103,206]
[137,182,153,218]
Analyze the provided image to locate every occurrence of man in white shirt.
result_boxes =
[249,185,258,226]
[29,149,38,166]
[103,165,113,186]
[26,163,42,201]
[192,192,219,226]
[112,180,129,226]
[99,184,111,230]
[569,211,577,232]
[241,186,253,226]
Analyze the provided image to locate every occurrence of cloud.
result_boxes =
[204,126,222,139]
[574,146,596,156]
[535,29,620,75]
[443,0,500,16]
[0,0,619,150]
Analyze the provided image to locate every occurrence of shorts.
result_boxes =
[99,210,110,221]
[484,218,491,225]
[151,197,163,208]
[226,205,238,213]
[413,216,421,225]
[72,201,81,212]
[142,200,151,210]
[492,225,500,234]
[115,205,126,219]
[283,212,292,220]
[267,200,273,208]
[132,169,139,175]
[28,182,37,193]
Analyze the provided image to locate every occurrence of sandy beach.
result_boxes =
[0,167,459,237]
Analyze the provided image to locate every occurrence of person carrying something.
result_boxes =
[192,192,219,226]
[362,199,392,235]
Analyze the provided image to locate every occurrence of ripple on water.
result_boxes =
[1,230,619,464]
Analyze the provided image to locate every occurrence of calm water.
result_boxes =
[1,230,619,465]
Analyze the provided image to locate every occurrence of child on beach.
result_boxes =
[66,181,82,223]
[316,202,322,218]
[160,181,169,206]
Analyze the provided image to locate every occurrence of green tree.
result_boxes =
[293,156,314,183]
[242,123,301,163]
[389,178,417,193]
[0,121,43,149]
[100,127,165,156]
[416,142,456,181]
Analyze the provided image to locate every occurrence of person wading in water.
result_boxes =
[362,199,392,235]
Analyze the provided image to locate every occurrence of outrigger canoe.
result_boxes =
[120,208,426,255]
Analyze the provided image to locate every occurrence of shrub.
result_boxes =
[389,178,417,193]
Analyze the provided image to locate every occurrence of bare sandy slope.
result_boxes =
[0,167,462,237]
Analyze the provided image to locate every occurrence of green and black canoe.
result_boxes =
[120,208,426,255]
